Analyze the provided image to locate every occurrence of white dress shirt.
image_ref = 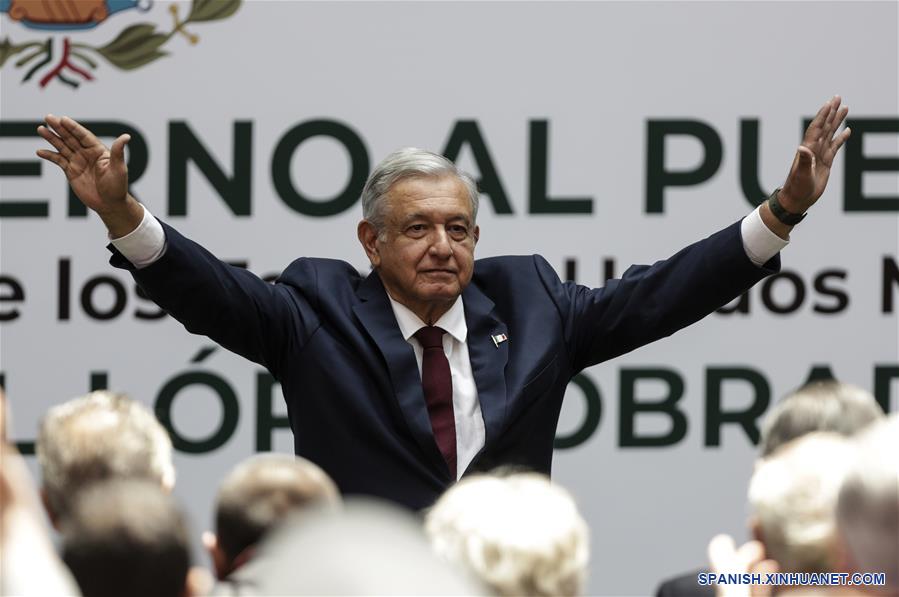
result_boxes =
[111,205,788,478]
[385,295,485,479]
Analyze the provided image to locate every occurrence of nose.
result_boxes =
[428,229,453,259]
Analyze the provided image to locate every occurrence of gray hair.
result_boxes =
[759,380,883,458]
[215,453,341,562]
[360,148,479,234]
[425,472,589,597]
[837,414,899,591]
[36,391,175,519]
[748,432,854,574]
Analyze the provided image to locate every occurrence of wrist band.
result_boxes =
[767,188,806,226]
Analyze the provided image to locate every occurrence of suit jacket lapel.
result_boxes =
[352,271,449,478]
[462,283,509,450]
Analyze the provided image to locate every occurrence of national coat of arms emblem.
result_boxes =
[0,0,240,88]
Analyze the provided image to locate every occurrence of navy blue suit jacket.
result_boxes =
[112,219,777,510]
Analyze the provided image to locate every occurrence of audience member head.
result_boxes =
[836,414,899,594]
[61,479,203,597]
[205,452,341,579]
[748,432,854,575]
[36,390,174,525]
[425,471,589,597]
[759,380,883,457]
[238,498,485,595]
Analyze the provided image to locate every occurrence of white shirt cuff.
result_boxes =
[741,205,789,267]
[109,205,167,269]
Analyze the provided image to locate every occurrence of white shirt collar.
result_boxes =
[387,294,468,344]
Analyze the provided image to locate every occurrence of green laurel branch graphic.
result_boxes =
[90,24,170,70]
[1,0,241,85]
[187,0,241,23]
[0,37,44,68]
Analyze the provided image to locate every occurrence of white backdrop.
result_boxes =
[1,2,897,595]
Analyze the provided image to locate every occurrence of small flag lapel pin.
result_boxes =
[491,333,508,347]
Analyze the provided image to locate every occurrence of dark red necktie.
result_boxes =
[414,326,457,477]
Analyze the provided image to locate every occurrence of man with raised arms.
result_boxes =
[36,98,850,509]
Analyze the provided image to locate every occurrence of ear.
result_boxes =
[473,224,480,244]
[357,220,381,268]
[203,531,230,580]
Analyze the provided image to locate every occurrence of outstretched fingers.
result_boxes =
[59,115,103,150]
[43,114,87,156]
[808,98,834,135]
[825,126,852,163]
[36,148,68,170]
[826,104,849,140]
[37,124,72,159]
[823,97,845,130]
[811,97,832,124]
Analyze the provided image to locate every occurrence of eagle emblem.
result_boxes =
[0,0,240,88]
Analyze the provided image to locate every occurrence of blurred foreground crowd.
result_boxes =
[0,381,896,597]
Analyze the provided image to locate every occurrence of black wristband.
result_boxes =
[767,188,806,226]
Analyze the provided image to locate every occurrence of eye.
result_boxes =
[406,224,427,237]
[448,225,468,240]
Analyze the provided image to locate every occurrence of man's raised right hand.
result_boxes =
[37,115,143,238]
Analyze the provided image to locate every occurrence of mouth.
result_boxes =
[420,269,457,275]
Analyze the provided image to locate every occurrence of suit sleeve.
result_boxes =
[108,220,320,376]
[535,220,779,373]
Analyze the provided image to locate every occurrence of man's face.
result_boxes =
[359,175,479,322]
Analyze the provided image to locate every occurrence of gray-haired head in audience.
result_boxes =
[205,452,341,580]
[425,471,589,597]
[221,497,485,595]
[759,380,883,457]
[36,390,174,525]
[836,414,899,594]
[749,432,855,576]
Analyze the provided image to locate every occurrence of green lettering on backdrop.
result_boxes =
[442,120,513,214]
[813,270,849,314]
[717,291,750,315]
[804,365,837,385]
[874,365,899,413]
[841,118,899,212]
[529,120,593,214]
[619,368,687,447]
[739,119,771,207]
[255,372,291,451]
[0,121,49,217]
[0,276,25,321]
[271,119,369,217]
[645,119,723,213]
[168,121,253,216]
[554,373,602,449]
[155,371,239,453]
[883,257,899,313]
[704,367,770,446]
[90,371,109,391]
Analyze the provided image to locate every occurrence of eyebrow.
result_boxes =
[402,213,471,226]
